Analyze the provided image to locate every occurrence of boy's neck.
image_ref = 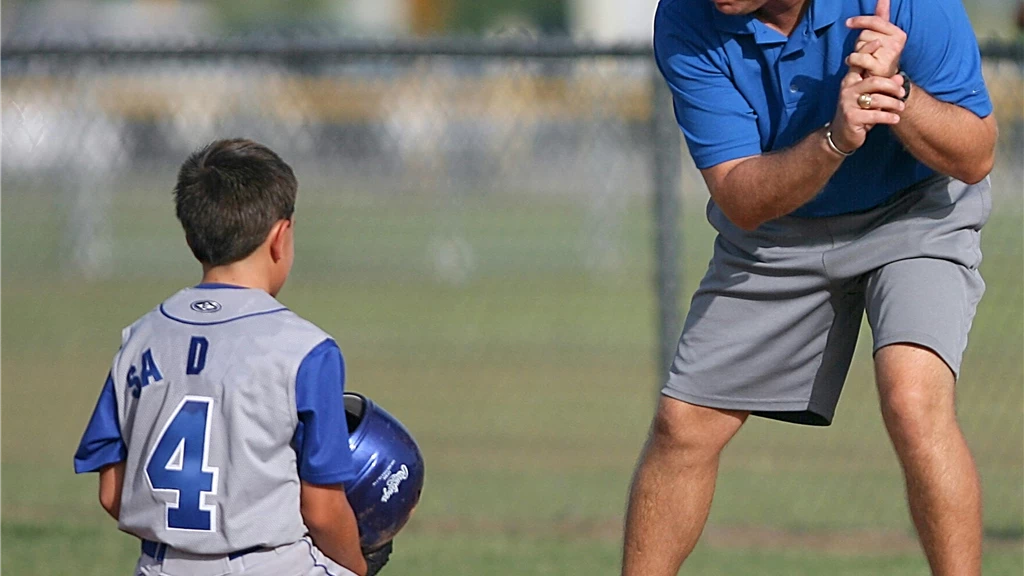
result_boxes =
[200,264,273,294]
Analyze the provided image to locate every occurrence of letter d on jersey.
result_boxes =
[186,336,209,375]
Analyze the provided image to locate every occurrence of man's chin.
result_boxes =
[711,0,756,16]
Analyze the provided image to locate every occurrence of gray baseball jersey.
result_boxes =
[74,284,356,555]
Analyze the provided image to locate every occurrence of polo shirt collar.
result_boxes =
[809,0,841,32]
[712,0,839,42]
[712,9,761,37]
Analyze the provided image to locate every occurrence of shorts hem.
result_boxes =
[873,331,961,378]
[660,384,835,425]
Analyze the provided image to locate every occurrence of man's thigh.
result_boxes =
[664,210,864,427]
[865,257,985,378]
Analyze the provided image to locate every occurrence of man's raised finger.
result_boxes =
[846,15,902,36]
[875,0,890,21]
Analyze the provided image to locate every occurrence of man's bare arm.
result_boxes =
[703,71,904,231]
[889,86,996,184]
[701,127,844,231]
[846,5,998,184]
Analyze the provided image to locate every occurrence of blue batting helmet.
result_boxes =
[343,392,425,550]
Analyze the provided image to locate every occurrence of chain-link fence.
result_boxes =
[2,40,685,367]
[2,39,1021,568]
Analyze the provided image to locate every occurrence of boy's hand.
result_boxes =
[364,540,393,576]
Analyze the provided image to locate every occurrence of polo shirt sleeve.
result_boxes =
[292,338,356,486]
[74,373,127,473]
[895,0,992,118]
[653,1,763,169]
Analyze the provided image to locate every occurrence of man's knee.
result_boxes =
[647,397,746,461]
[876,345,958,444]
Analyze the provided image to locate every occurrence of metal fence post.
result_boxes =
[650,70,683,384]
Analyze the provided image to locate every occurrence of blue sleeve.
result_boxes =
[896,0,992,117]
[74,374,127,473]
[654,1,762,169]
[292,339,356,485]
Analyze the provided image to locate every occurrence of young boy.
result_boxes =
[74,139,369,576]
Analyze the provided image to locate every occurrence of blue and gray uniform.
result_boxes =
[75,283,359,575]
[654,0,993,424]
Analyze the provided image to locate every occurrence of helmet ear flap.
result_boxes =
[343,392,425,551]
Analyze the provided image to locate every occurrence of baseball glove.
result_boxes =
[364,540,393,576]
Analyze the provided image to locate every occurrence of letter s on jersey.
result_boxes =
[127,348,164,398]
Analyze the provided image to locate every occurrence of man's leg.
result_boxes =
[875,344,982,576]
[622,396,747,576]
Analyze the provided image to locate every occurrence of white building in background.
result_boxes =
[569,0,660,43]
[340,0,410,35]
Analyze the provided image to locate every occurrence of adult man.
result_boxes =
[623,0,996,574]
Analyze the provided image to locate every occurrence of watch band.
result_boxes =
[898,70,911,102]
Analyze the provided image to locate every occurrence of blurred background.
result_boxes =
[2,1,1022,575]
[2,0,1023,40]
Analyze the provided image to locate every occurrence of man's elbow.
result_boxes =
[731,215,764,232]
[957,116,999,184]
[719,204,763,231]
[710,193,761,231]
[957,153,994,185]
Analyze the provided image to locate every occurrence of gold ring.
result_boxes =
[857,93,873,110]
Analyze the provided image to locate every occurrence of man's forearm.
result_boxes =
[891,83,997,184]
[711,125,846,230]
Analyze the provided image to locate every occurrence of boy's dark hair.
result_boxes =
[174,139,297,266]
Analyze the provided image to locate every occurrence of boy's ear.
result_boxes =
[268,218,292,262]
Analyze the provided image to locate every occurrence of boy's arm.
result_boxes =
[98,461,126,520]
[301,481,368,576]
[294,339,366,573]
[75,373,128,519]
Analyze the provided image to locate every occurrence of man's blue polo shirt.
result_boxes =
[654,0,992,217]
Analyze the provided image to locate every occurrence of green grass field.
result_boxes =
[2,175,1022,575]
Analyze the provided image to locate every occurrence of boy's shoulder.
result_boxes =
[157,285,288,328]
[124,285,333,354]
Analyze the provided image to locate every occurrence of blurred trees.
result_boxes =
[410,0,567,35]
[1,0,1018,40]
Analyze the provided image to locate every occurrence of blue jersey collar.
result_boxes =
[195,282,248,290]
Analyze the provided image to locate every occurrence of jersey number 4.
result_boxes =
[145,396,220,531]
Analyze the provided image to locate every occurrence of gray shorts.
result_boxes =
[663,175,991,426]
